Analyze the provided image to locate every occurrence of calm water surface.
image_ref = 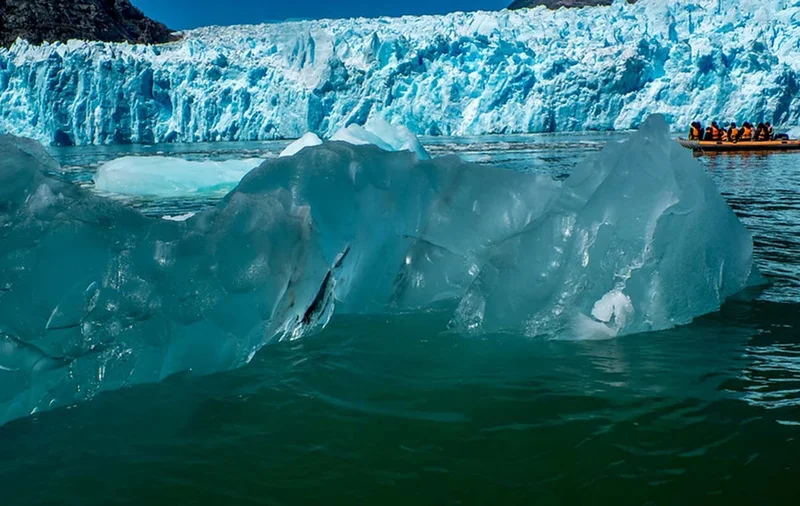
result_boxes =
[1,134,798,505]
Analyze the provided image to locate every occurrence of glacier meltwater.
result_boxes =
[2,0,800,145]
[0,115,758,426]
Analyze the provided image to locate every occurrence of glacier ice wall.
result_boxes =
[0,115,756,425]
[1,0,800,145]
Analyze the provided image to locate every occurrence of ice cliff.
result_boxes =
[1,0,800,145]
[0,115,758,425]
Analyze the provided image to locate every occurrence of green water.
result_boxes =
[1,135,798,505]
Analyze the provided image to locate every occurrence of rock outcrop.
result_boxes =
[0,0,175,47]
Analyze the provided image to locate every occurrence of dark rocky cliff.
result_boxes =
[0,0,175,48]
[509,0,636,9]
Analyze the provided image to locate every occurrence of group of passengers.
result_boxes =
[688,121,775,142]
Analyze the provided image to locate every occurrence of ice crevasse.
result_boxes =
[1,0,800,145]
[0,115,759,425]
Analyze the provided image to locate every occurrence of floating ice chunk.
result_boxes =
[330,124,393,150]
[329,120,430,159]
[0,114,758,426]
[162,212,197,222]
[364,118,430,160]
[280,133,323,158]
[93,156,264,197]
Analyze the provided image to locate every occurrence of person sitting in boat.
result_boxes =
[711,122,722,140]
[703,126,714,141]
[765,122,774,140]
[755,122,767,141]
[728,122,739,142]
[688,122,702,140]
[740,122,753,141]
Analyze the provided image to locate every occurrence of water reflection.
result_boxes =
[697,151,800,303]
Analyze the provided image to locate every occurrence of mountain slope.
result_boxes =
[0,0,175,47]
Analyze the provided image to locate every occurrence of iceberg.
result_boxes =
[93,156,264,196]
[281,118,429,159]
[280,133,323,158]
[2,0,800,145]
[93,119,429,199]
[0,115,757,426]
[329,118,430,160]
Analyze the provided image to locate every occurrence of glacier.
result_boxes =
[0,115,758,425]
[2,0,800,145]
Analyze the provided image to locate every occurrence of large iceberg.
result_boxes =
[1,0,800,145]
[0,115,757,426]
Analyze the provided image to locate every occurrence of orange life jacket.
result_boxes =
[741,126,752,140]
[729,127,739,140]
[711,126,720,140]
[689,126,700,140]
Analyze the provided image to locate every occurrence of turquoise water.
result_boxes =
[1,135,798,505]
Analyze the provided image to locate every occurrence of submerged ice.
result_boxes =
[0,115,757,426]
[2,0,800,145]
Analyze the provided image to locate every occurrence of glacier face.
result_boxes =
[1,0,800,145]
[0,115,758,425]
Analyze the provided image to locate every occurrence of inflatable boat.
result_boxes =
[678,138,800,152]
